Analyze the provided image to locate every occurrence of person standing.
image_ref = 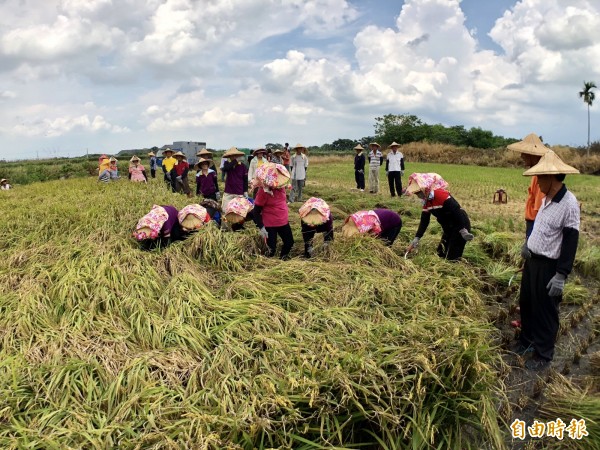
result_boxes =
[270,148,283,165]
[221,147,249,216]
[289,143,308,203]
[248,147,268,191]
[517,151,580,371]
[109,157,120,180]
[282,142,291,171]
[195,158,220,200]
[172,152,192,197]
[405,173,473,260]
[368,142,383,194]
[161,148,177,190]
[507,133,549,238]
[385,142,405,197]
[128,156,148,182]
[148,152,158,178]
[196,148,218,174]
[98,157,111,183]
[354,144,366,191]
[219,155,227,182]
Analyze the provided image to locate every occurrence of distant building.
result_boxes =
[171,141,206,165]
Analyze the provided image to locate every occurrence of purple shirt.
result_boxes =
[374,209,402,232]
[223,161,248,195]
[196,171,218,196]
[161,205,179,237]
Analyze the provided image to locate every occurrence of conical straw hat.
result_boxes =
[196,148,212,157]
[223,147,245,158]
[302,209,327,226]
[507,133,549,156]
[354,144,364,150]
[523,150,580,176]
[341,219,360,237]
[225,212,245,224]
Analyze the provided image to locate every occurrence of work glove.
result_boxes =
[407,237,420,252]
[176,176,182,182]
[165,173,171,181]
[215,192,221,201]
[400,170,404,176]
[521,244,531,260]
[259,227,268,240]
[459,228,474,241]
[385,170,389,175]
[546,273,566,297]
[358,169,364,174]
[243,192,249,198]
[304,245,314,258]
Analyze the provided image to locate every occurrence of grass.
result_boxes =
[0,157,599,449]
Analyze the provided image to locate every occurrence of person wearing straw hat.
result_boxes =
[367,142,383,194]
[405,173,473,260]
[354,144,366,191]
[172,151,193,197]
[507,133,549,239]
[341,208,402,246]
[147,151,158,178]
[299,197,334,257]
[253,162,294,259]
[195,158,220,200]
[98,156,111,182]
[133,204,184,251]
[270,148,283,165]
[289,143,308,203]
[248,147,268,195]
[517,151,580,371]
[385,142,405,197]
[128,156,148,182]
[161,148,176,189]
[0,178,12,190]
[177,204,212,233]
[196,148,218,174]
[221,147,249,218]
[109,157,119,179]
[200,198,222,227]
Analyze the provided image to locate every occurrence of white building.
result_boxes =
[171,141,206,165]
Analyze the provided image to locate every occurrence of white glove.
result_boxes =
[521,244,531,260]
[165,173,171,181]
[259,227,268,239]
[243,192,249,198]
[408,237,420,252]
[400,170,404,176]
[215,192,221,201]
[176,176,182,182]
[459,228,474,241]
[546,273,566,297]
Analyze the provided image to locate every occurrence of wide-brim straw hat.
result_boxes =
[507,133,549,156]
[302,209,327,226]
[253,147,267,156]
[196,148,212,157]
[341,219,360,237]
[135,226,154,241]
[293,143,306,150]
[162,148,174,156]
[147,152,155,157]
[523,150,580,176]
[369,142,381,148]
[0,179,7,184]
[406,181,423,194]
[130,155,140,162]
[173,151,186,158]
[225,212,245,224]
[109,157,118,162]
[181,215,203,231]
[354,144,364,151]
[388,141,401,148]
[198,158,210,166]
[223,147,245,158]
[273,148,284,155]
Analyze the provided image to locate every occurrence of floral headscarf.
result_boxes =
[177,204,209,230]
[347,210,382,235]
[299,197,330,221]
[224,197,254,218]
[406,173,448,198]
[254,162,291,190]
[133,205,169,240]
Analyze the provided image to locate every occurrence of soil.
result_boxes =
[491,274,600,449]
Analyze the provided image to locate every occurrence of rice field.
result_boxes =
[0,158,598,449]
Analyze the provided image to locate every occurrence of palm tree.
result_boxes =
[579,81,596,156]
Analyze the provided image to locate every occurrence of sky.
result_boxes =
[0,0,599,160]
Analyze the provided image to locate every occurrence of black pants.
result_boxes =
[203,193,217,201]
[302,222,333,255]
[437,211,471,260]
[355,170,365,189]
[266,224,294,259]
[379,224,402,246]
[150,168,156,178]
[388,171,402,196]
[519,255,560,361]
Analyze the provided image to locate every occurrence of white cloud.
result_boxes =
[0,90,17,99]
[10,114,129,137]
[147,108,254,131]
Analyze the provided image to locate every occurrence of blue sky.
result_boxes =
[0,0,598,160]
